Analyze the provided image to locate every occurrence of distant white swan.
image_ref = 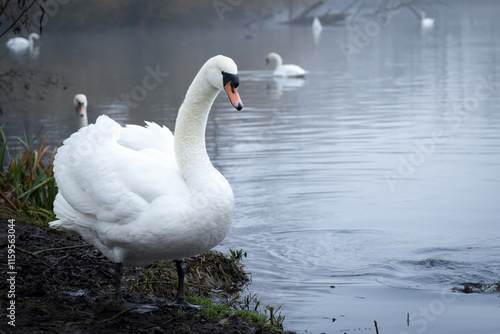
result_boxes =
[312,16,323,45]
[50,55,243,307]
[74,94,88,129]
[265,52,307,78]
[6,33,40,54]
[312,16,323,33]
[421,11,434,28]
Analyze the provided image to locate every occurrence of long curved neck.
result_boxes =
[174,69,219,184]
[78,112,88,129]
[28,35,36,47]
[273,54,283,69]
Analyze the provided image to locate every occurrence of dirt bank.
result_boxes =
[0,218,292,333]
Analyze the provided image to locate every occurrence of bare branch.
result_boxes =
[0,0,39,39]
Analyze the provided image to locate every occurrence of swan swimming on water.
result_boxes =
[6,33,40,54]
[265,52,307,78]
[312,16,323,45]
[312,16,323,33]
[50,55,243,307]
[73,94,88,129]
[421,11,434,28]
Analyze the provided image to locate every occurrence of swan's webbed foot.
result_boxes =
[111,262,159,313]
[105,300,160,313]
[167,299,201,309]
[127,303,161,314]
[166,259,200,309]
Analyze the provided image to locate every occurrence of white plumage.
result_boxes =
[265,52,307,78]
[53,116,202,264]
[421,11,434,28]
[51,55,243,306]
[6,33,40,53]
[312,16,323,33]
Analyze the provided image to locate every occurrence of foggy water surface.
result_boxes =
[2,2,500,333]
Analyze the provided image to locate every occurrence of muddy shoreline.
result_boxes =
[0,218,292,333]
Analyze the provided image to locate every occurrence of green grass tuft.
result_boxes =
[186,294,286,331]
[0,125,57,226]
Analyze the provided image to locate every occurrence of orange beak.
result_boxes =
[224,81,243,111]
[77,104,85,117]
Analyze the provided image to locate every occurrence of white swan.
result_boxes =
[74,94,88,129]
[312,16,323,45]
[265,52,307,78]
[421,11,434,28]
[312,16,323,33]
[50,55,243,307]
[6,33,40,54]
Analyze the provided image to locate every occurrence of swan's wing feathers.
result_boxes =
[54,115,121,213]
[55,115,145,223]
[119,121,174,156]
[6,37,29,50]
[281,64,306,76]
[54,115,187,227]
[273,64,307,77]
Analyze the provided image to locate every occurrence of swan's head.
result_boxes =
[205,55,243,111]
[74,94,87,118]
[265,52,281,66]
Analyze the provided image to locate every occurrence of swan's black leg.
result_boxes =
[170,259,199,308]
[174,259,187,304]
[114,262,124,303]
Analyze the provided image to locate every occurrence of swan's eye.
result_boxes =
[222,71,239,91]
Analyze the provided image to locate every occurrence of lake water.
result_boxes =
[1,1,499,333]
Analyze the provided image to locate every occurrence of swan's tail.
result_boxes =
[50,193,84,234]
[48,219,68,231]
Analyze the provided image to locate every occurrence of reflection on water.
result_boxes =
[2,1,500,333]
[266,76,305,100]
